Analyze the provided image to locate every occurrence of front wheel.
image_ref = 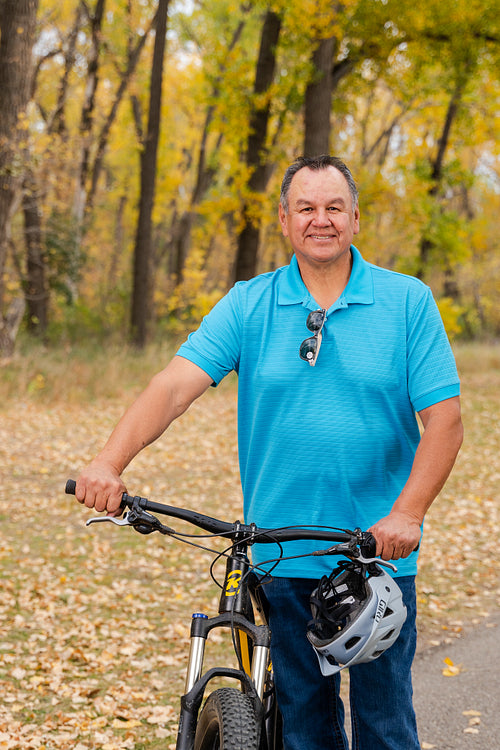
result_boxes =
[194,687,261,750]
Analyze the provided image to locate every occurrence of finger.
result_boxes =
[107,492,124,515]
[83,489,97,509]
[94,491,110,514]
[382,542,398,561]
[75,481,87,504]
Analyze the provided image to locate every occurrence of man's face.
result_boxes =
[278,166,360,271]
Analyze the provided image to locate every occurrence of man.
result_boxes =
[75,155,463,749]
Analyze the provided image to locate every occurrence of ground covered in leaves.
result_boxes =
[0,343,499,749]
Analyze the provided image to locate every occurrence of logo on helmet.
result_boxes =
[374,598,387,623]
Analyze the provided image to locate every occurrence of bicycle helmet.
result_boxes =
[307,560,407,675]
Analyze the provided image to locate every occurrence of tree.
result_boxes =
[0,0,39,355]
[73,0,106,227]
[233,8,282,283]
[166,15,249,286]
[130,0,170,346]
[303,36,337,156]
[1,0,497,343]
[413,1,499,285]
[23,167,48,333]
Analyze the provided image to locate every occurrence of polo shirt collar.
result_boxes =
[278,246,374,308]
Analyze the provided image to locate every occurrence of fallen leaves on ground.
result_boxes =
[462,709,482,735]
[442,657,462,677]
[0,356,499,748]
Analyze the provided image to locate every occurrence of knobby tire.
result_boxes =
[194,687,261,750]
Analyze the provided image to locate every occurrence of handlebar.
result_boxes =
[65,479,378,559]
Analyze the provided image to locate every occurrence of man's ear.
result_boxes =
[278,203,288,236]
[353,205,360,235]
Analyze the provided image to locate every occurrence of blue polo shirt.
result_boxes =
[177,247,460,578]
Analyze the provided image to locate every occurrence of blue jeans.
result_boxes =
[263,575,420,750]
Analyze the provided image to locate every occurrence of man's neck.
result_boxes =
[296,250,353,309]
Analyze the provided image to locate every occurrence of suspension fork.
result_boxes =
[184,541,271,699]
[177,543,274,749]
[178,604,272,749]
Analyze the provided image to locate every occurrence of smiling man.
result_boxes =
[278,160,360,302]
[74,155,463,749]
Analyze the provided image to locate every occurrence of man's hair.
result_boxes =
[280,155,359,214]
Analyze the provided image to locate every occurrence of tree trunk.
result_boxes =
[47,3,82,137]
[417,75,466,280]
[130,0,169,346]
[88,9,155,209]
[303,36,336,157]
[23,169,48,334]
[73,0,106,227]
[0,0,39,355]
[233,9,282,283]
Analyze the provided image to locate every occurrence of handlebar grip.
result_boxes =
[66,478,130,512]
[66,479,77,495]
[360,531,377,558]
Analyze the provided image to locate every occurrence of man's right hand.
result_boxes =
[75,462,127,515]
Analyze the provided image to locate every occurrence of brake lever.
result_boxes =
[356,554,398,572]
[86,513,133,527]
[313,542,398,572]
[87,506,175,536]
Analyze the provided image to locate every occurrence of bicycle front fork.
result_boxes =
[176,611,272,749]
[184,610,271,698]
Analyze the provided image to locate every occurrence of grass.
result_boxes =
[0,340,499,749]
[0,337,185,404]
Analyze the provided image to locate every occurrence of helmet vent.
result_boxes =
[345,636,361,650]
[380,628,396,641]
[383,606,394,618]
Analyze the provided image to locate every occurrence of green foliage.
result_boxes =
[45,298,112,344]
[421,207,470,269]
[44,210,84,301]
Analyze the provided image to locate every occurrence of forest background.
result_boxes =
[0,0,499,353]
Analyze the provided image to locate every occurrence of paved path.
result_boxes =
[413,613,500,749]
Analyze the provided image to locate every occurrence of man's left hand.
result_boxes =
[368,511,422,560]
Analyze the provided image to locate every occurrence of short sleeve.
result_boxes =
[176,284,244,385]
[407,287,460,411]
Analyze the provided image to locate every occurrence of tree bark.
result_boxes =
[233,9,282,283]
[130,0,169,346]
[0,0,39,355]
[303,36,337,157]
[23,168,48,333]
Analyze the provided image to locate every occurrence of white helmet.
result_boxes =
[307,560,407,675]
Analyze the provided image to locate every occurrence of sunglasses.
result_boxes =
[299,309,327,366]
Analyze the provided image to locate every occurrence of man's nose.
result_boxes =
[312,208,331,225]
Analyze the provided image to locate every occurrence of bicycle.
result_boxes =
[65,479,390,750]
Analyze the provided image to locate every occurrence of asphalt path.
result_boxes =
[413,613,500,749]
